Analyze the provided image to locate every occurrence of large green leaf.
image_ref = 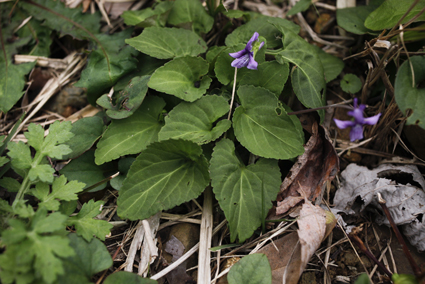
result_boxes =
[210,139,281,242]
[225,16,300,49]
[313,45,344,83]
[232,85,304,159]
[394,56,425,129]
[239,61,289,97]
[0,34,35,113]
[275,26,326,113]
[95,96,165,165]
[167,0,214,34]
[159,95,231,144]
[365,0,425,30]
[126,27,207,59]
[62,116,104,160]
[60,150,113,192]
[96,75,150,119]
[57,234,112,284]
[228,254,272,284]
[148,56,211,102]
[19,0,101,39]
[75,29,138,105]
[117,139,210,220]
[336,2,383,35]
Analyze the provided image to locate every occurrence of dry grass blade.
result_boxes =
[198,187,213,283]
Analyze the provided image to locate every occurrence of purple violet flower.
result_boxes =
[333,98,381,142]
[229,32,265,70]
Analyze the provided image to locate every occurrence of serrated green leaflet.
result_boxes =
[95,96,165,165]
[148,56,211,102]
[75,29,138,105]
[96,75,150,119]
[117,139,209,220]
[232,85,304,159]
[274,26,325,114]
[365,0,425,30]
[225,16,300,49]
[32,176,85,211]
[159,95,231,144]
[126,27,207,59]
[239,61,289,97]
[394,56,425,129]
[67,200,113,241]
[167,0,214,34]
[228,254,272,284]
[210,139,281,242]
[341,73,362,94]
[58,234,112,284]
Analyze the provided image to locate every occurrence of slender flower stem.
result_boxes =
[377,193,423,278]
[287,103,353,116]
[227,67,238,120]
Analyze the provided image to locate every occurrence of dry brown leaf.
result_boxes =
[275,122,339,215]
[259,202,328,284]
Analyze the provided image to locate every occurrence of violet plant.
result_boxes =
[334,98,381,141]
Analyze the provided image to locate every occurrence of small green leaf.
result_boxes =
[354,273,370,284]
[392,273,418,284]
[287,0,312,16]
[60,150,110,192]
[167,0,214,34]
[117,139,210,220]
[365,0,425,30]
[232,85,304,159]
[394,56,425,128]
[58,234,113,284]
[75,29,138,105]
[341,73,362,94]
[121,1,173,27]
[225,16,300,49]
[7,141,32,170]
[95,96,165,165]
[239,61,289,97]
[67,200,113,242]
[148,56,211,102]
[62,116,105,160]
[275,25,326,115]
[34,176,85,211]
[0,156,8,167]
[228,254,272,284]
[210,139,281,242]
[96,75,150,119]
[126,27,207,59]
[159,95,231,144]
[104,271,158,284]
